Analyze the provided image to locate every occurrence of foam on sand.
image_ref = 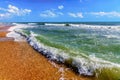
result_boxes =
[7,23,37,42]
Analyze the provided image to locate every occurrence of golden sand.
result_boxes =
[0,27,94,80]
[0,32,8,37]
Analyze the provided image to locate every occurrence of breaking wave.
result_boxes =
[7,22,120,80]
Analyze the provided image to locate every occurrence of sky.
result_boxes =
[0,0,120,22]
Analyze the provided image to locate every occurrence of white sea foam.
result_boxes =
[70,24,120,31]
[45,23,65,26]
[28,23,37,25]
[6,31,26,42]
[104,35,120,39]
[7,23,37,41]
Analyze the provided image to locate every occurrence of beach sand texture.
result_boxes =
[0,26,94,80]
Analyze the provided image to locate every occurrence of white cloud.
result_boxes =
[40,9,63,18]
[0,4,31,19]
[68,13,76,17]
[58,5,64,10]
[40,10,56,17]
[8,5,31,16]
[0,13,11,19]
[68,12,83,18]
[90,11,120,17]
[58,12,64,15]
[8,5,19,14]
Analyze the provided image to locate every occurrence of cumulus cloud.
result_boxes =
[40,10,56,17]
[40,9,63,18]
[58,5,64,10]
[0,4,31,19]
[90,11,120,17]
[8,5,31,16]
[40,5,64,18]
[68,12,83,18]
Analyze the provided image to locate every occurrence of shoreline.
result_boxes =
[0,26,94,80]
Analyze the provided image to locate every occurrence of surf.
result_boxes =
[7,22,120,80]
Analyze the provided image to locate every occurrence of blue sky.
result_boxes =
[0,0,120,22]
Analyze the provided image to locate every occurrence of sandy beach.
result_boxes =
[0,26,94,80]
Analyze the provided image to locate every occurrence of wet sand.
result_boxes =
[0,26,94,80]
[0,26,10,37]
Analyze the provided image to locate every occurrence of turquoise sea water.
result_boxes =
[12,22,120,80]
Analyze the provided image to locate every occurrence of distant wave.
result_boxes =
[45,23,66,26]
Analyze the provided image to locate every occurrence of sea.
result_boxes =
[6,22,120,80]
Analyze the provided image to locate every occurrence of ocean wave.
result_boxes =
[6,31,26,42]
[15,30,120,76]
[7,23,120,79]
[7,23,38,41]
[45,23,66,26]
[70,24,120,31]
[11,22,120,32]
